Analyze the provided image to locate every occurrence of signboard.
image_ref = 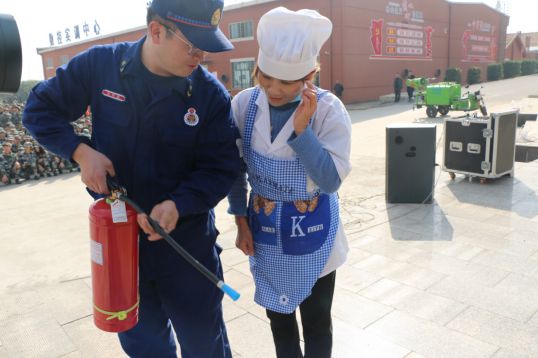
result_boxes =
[48,20,101,47]
[370,1,433,61]
[461,20,497,63]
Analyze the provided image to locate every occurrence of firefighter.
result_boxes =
[23,0,240,357]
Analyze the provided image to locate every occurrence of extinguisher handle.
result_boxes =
[106,175,123,193]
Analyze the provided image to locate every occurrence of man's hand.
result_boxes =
[72,143,115,194]
[138,200,179,241]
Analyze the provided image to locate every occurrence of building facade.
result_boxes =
[506,32,538,60]
[37,0,509,103]
[505,32,527,61]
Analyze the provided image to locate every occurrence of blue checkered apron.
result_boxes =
[243,87,339,314]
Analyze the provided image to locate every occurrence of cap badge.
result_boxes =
[184,108,199,126]
[211,9,222,26]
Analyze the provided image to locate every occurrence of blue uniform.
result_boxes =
[23,37,240,357]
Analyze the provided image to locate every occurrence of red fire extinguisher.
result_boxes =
[89,197,139,332]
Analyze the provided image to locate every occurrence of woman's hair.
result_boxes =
[251,64,320,84]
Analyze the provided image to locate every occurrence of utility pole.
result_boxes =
[496,0,509,14]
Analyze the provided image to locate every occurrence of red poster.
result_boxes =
[370,19,384,56]
[425,26,433,57]
[461,30,472,58]
[461,21,496,62]
[370,1,432,61]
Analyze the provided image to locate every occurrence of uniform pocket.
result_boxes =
[157,119,199,178]
[93,90,132,128]
[160,125,197,148]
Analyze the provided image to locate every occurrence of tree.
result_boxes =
[0,80,40,104]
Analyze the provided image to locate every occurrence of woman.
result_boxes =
[227,7,352,358]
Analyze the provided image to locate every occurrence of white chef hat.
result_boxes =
[257,7,333,81]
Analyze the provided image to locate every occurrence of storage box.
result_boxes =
[442,110,519,180]
[425,83,461,106]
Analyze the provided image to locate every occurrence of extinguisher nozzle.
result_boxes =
[219,282,241,301]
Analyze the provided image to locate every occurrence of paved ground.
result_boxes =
[1,76,538,357]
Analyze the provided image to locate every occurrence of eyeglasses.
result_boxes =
[160,23,206,57]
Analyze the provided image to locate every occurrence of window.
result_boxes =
[60,55,69,65]
[229,21,253,41]
[46,58,54,69]
[232,59,255,89]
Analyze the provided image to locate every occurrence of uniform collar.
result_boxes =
[119,37,145,78]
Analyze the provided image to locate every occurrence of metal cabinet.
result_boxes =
[442,110,518,181]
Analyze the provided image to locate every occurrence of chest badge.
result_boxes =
[101,89,126,102]
[184,107,199,126]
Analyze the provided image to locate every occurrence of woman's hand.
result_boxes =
[293,80,317,136]
[235,216,254,256]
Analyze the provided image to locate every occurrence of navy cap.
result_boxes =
[150,0,233,53]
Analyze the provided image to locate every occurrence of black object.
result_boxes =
[386,124,437,203]
[516,113,537,127]
[0,14,22,93]
[442,110,518,178]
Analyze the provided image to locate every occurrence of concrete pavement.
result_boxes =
[1,81,538,357]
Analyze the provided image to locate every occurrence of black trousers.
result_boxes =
[407,87,414,101]
[266,271,336,358]
[394,90,401,102]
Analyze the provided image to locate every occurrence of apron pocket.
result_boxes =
[280,194,331,255]
[249,195,277,246]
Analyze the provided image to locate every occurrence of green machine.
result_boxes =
[407,78,488,118]
[406,77,428,93]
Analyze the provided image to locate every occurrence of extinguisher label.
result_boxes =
[91,240,104,266]
[111,199,128,223]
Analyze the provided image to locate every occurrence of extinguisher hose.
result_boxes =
[106,178,240,302]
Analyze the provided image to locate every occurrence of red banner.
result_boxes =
[370,19,384,56]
